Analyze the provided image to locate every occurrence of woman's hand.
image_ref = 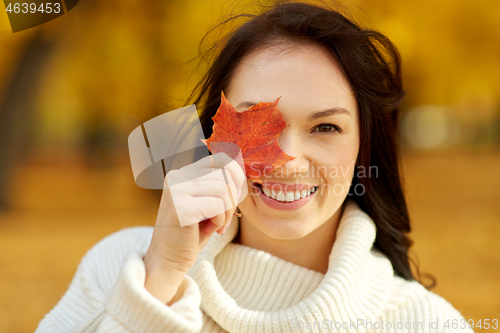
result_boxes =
[143,152,246,305]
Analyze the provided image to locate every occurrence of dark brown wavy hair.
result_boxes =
[188,1,435,288]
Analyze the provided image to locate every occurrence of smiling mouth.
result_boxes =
[254,183,318,203]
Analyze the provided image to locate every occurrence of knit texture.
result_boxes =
[35,199,473,332]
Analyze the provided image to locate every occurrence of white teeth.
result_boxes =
[262,186,317,202]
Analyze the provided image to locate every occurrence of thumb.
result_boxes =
[200,218,220,237]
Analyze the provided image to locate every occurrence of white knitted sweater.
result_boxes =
[36,199,473,332]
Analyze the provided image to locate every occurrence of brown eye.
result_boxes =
[312,123,340,133]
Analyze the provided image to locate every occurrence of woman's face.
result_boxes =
[226,42,360,240]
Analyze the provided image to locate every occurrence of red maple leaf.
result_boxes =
[202,91,295,180]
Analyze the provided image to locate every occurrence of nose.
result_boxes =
[277,126,311,176]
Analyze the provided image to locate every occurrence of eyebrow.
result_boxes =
[236,101,351,120]
[306,108,351,121]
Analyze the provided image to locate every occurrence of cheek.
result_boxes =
[308,125,359,165]
[315,141,359,188]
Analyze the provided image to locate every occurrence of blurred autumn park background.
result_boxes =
[0,0,499,331]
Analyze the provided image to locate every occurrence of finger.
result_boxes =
[183,153,246,191]
[220,168,238,234]
[221,159,246,194]
[187,169,242,207]
[181,152,233,171]
[189,168,237,182]
[187,167,240,210]
[200,213,225,237]
[192,197,227,230]
[167,164,233,188]
[174,196,225,227]
[184,179,235,213]
[172,167,240,188]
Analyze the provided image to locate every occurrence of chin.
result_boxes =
[244,209,319,240]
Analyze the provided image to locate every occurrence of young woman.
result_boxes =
[36,2,473,332]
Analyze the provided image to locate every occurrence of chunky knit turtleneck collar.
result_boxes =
[186,199,394,332]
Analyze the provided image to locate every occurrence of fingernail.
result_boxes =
[221,226,227,235]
